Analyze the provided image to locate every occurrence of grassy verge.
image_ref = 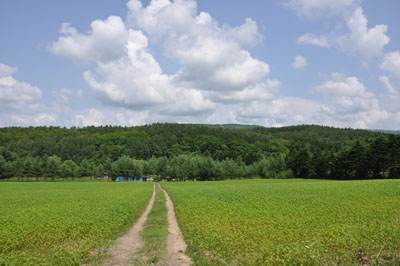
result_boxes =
[132,183,169,265]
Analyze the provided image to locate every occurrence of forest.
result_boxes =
[0,123,399,181]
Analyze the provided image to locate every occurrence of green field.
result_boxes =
[0,182,153,265]
[163,179,400,265]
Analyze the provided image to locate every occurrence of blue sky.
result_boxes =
[1,0,399,129]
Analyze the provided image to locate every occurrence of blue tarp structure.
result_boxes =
[115,176,145,182]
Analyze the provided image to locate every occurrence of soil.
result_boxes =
[102,184,156,266]
[159,183,193,266]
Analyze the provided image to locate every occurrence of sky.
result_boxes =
[1,0,400,129]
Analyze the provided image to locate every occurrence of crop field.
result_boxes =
[0,182,153,265]
[163,179,400,265]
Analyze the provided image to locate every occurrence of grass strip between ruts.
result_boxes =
[132,183,169,265]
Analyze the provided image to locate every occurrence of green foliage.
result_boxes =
[0,124,399,180]
[46,155,61,179]
[60,160,78,178]
[163,179,400,265]
[258,153,288,179]
[0,182,153,265]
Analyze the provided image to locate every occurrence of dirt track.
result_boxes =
[102,184,156,266]
[159,183,193,266]
[100,183,192,266]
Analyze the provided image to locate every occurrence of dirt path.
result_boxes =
[159,183,193,266]
[102,184,156,266]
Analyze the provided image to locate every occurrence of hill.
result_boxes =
[0,124,398,180]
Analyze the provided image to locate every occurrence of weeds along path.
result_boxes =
[102,183,156,266]
[159,183,193,266]
[131,183,168,265]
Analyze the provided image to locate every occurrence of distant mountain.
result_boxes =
[370,129,400,135]
[199,123,264,129]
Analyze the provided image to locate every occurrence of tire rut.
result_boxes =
[158,183,193,266]
[102,183,156,266]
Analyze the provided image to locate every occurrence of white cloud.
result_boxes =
[0,76,42,103]
[380,51,400,80]
[49,16,130,63]
[297,33,331,48]
[338,8,389,59]
[0,64,18,77]
[379,76,396,94]
[236,97,321,127]
[284,0,361,20]
[0,64,42,105]
[297,8,389,60]
[34,114,57,125]
[221,18,263,47]
[315,74,388,128]
[81,28,168,109]
[379,51,400,97]
[292,55,308,70]
[377,52,400,124]
[44,0,398,130]
[52,88,83,104]
[49,0,275,123]
[207,79,280,104]
[74,108,105,127]
[0,63,60,127]
[127,0,271,95]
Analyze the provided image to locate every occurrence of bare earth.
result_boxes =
[102,184,156,266]
[159,183,193,266]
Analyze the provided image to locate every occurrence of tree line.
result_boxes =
[287,135,400,180]
[0,153,289,181]
[0,123,398,181]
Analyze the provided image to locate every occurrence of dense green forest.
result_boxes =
[0,123,399,181]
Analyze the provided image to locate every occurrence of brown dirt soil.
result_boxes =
[102,183,156,266]
[159,183,193,266]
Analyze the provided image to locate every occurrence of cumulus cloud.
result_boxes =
[52,88,83,104]
[297,33,331,48]
[0,64,18,77]
[220,18,263,47]
[380,51,400,81]
[0,63,42,106]
[292,55,308,70]
[378,51,400,98]
[296,8,389,60]
[338,8,389,58]
[284,0,361,20]
[206,79,280,104]
[81,29,168,109]
[49,0,275,123]
[237,97,321,127]
[0,63,60,126]
[127,0,270,94]
[74,108,105,127]
[379,76,396,94]
[314,74,388,128]
[45,0,397,129]
[50,16,130,63]
[377,51,400,119]
[0,76,42,103]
